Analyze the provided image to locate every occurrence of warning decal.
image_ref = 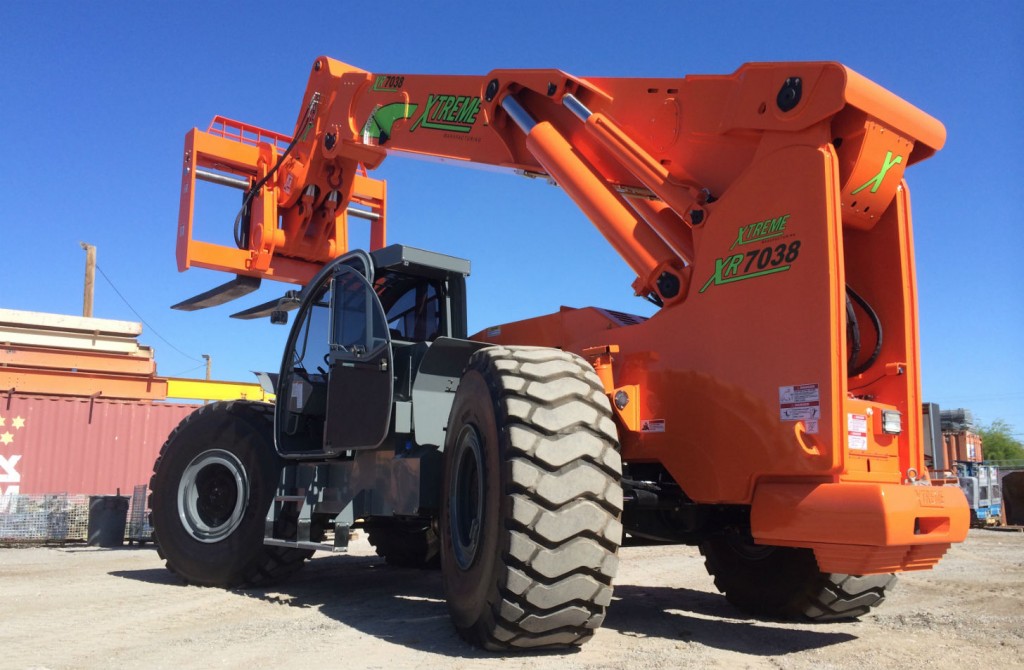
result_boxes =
[779,383,820,421]
[641,419,665,433]
[848,413,868,451]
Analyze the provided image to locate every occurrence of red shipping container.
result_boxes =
[0,394,198,498]
[964,432,984,462]
[942,431,984,463]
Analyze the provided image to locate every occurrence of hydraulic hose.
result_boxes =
[846,285,883,377]
[234,95,320,249]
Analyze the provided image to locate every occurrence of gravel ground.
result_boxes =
[2,529,1021,669]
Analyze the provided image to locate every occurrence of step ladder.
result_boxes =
[263,485,350,553]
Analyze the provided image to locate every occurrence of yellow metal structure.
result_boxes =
[165,377,274,403]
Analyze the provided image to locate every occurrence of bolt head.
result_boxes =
[485,79,500,102]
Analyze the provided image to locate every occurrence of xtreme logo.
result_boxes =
[409,94,481,133]
[730,214,790,250]
[362,93,482,143]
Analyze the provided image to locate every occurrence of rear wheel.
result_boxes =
[149,401,313,587]
[365,518,440,569]
[699,533,896,621]
[440,346,623,650]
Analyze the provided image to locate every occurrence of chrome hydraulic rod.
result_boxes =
[196,168,249,190]
[195,168,378,220]
[499,93,683,302]
[561,93,592,122]
[499,96,538,134]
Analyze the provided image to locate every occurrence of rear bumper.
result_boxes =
[751,481,969,574]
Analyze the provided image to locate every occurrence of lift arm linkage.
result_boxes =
[177,57,944,303]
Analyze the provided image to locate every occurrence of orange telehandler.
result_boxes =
[151,57,969,650]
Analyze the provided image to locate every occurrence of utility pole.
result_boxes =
[201,354,212,404]
[80,242,96,318]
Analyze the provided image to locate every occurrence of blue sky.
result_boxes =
[1,1,1021,435]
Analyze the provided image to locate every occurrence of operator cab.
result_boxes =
[275,245,470,458]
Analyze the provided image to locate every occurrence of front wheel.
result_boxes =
[699,533,896,621]
[149,401,312,587]
[440,346,623,650]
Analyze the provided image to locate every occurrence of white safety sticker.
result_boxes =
[641,419,665,433]
[779,383,820,421]
[804,419,819,435]
[848,413,868,451]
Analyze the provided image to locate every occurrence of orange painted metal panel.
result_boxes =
[751,481,968,548]
[0,394,196,497]
[478,143,848,503]
[750,481,968,574]
[0,344,156,376]
[0,367,167,400]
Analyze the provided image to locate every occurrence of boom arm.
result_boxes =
[176,56,943,304]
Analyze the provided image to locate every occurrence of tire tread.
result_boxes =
[699,537,896,622]
[149,400,312,589]
[462,346,623,649]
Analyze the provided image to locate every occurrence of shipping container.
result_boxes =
[943,430,984,463]
[0,394,198,499]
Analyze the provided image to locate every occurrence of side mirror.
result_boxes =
[271,291,300,325]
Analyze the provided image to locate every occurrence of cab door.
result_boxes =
[323,265,393,454]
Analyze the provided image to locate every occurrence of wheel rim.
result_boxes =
[450,424,484,570]
[178,449,249,543]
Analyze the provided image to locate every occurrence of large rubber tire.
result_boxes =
[149,401,313,588]
[440,346,623,650]
[699,534,896,621]
[365,518,441,569]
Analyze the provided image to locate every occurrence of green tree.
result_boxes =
[977,419,1024,462]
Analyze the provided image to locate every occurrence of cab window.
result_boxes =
[375,273,443,342]
[332,268,389,356]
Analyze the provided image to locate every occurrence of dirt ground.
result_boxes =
[2,529,1021,670]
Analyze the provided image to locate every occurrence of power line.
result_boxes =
[168,363,208,377]
[94,264,205,363]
